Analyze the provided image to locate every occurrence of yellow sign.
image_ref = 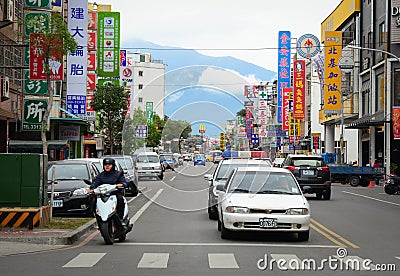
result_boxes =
[321,0,360,42]
[324,31,342,114]
[220,132,225,151]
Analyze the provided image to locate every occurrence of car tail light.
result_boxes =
[317,166,330,172]
[286,166,299,171]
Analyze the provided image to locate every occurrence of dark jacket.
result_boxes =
[92,170,127,195]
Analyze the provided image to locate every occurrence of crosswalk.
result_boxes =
[61,252,398,271]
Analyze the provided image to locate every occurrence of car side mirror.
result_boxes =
[204,174,212,180]
[302,186,312,193]
[216,184,225,192]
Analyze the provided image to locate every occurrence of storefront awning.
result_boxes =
[346,111,390,129]
[8,140,68,150]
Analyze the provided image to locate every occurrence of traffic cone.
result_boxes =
[368,180,375,187]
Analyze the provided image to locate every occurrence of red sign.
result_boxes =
[282,88,292,131]
[88,32,97,51]
[86,93,95,112]
[87,73,96,91]
[29,34,63,80]
[293,60,305,120]
[88,11,97,30]
[87,53,96,71]
[393,107,400,139]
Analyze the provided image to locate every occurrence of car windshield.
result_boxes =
[48,164,89,180]
[216,163,267,180]
[292,158,325,167]
[195,154,204,159]
[92,162,102,171]
[114,157,133,170]
[137,155,159,163]
[160,155,173,161]
[227,171,300,194]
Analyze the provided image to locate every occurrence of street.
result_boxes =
[1,162,400,275]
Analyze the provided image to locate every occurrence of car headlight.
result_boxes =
[225,206,250,214]
[154,164,161,170]
[286,208,309,215]
[73,188,88,196]
[136,166,142,170]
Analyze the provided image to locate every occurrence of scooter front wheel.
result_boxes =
[99,221,115,245]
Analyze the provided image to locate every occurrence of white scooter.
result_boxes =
[92,184,133,245]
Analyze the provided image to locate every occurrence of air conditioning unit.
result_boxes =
[1,76,10,101]
[5,0,15,21]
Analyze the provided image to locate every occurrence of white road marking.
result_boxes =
[170,176,176,181]
[116,242,338,249]
[395,256,400,260]
[208,253,239,269]
[62,253,106,268]
[137,253,169,268]
[342,191,400,207]
[131,189,163,223]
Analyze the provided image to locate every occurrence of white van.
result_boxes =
[135,152,164,180]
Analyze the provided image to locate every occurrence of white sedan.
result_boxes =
[217,167,310,241]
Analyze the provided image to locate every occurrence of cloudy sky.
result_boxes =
[99,0,341,70]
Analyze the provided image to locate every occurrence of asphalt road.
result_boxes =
[1,161,400,275]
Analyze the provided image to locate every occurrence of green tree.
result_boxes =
[161,119,192,142]
[91,83,129,154]
[22,12,78,155]
[236,108,246,117]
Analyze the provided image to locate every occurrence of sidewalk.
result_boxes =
[0,218,97,246]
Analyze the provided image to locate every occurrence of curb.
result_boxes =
[0,219,97,245]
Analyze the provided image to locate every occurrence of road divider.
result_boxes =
[310,218,359,249]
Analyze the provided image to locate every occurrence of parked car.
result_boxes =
[105,155,139,196]
[47,160,100,216]
[183,154,192,161]
[216,167,310,241]
[75,158,124,173]
[135,152,164,180]
[272,157,285,167]
[282,154,331,200]
[159,153,177,170]
[194,153,206,166]
[204,158,271,220]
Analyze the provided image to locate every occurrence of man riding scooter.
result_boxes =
[90,158,127,223]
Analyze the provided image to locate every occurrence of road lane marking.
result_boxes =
[131,189,163,224]
[311,219,359,249]
[310,224,348,248]
[208,253,239,269]
[333,255,376,271]
[342,191,400,207]
[62,253,106,268]
[116,242,338,248]
[170,176,176,181]
[137,253,169,268]
[395,256,400,260]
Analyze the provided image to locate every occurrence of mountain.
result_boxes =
[122,40,277,137]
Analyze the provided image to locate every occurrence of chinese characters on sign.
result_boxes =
[24,69,48,95]
[293,60,305,120]
[282,88,292,131]
[23,98,48,131]
[98,12,120,77]
[324,31,342,114]
[392,107,400,140]
[24,0,51,9]
[67,0,88,115]
[146,102,154,123]
[277,31,291,124]
[135,125,148,138]
[67,95,86,115]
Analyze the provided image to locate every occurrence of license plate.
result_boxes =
[52,200,63,207]
[259,218,277,228]
[302,170,315,176]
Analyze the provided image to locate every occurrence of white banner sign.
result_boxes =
[59,125,80,141]
[67,0,88,99]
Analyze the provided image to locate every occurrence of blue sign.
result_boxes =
[67,95,86,115]
[251,134,259,146]
[276,137,281,147]
[135,125,148,138]
[246,120,253,139]
[277,31,291,124]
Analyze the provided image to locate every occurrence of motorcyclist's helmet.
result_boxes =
[103,157,116,171]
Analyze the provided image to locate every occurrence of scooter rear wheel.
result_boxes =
[99,221,115,245]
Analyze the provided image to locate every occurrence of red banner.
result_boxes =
[87,53,96,71]
[29,34,63,80]
[282,88,292,131]
[88,32,97,51]
[393,106,400,139]
[87,73,96,91]
[293,60,305,120]
[86,93,95,112]
[88,11,97,30]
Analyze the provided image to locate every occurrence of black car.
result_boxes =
[282,154,331,200]
[47,160,100,216]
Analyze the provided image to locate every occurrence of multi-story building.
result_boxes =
[128,52,166,118]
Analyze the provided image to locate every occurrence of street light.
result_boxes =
[347,45,400,63]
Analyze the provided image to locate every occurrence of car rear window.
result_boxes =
[216,163,268,180]
[137,155,159,163]
[292,158,325,167]
[48,164,89,180]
